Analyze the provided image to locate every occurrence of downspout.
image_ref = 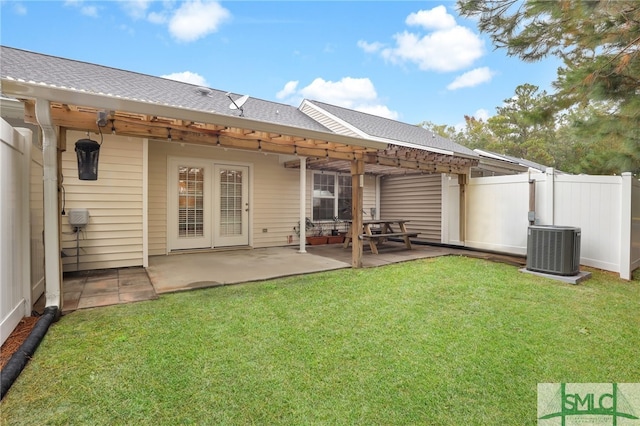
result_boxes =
[299,156,307,253]
[528,170,536,226]
[1,306,57,399]
[1,100,61,400]
[35,99,61,311]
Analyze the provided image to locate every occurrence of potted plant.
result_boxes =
[294,217,315,238]
[327,216,345,244]
[294,218,327,245]
[306,223,328,245]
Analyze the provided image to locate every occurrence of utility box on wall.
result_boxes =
[68,208,90,228]
[527,225,581,276]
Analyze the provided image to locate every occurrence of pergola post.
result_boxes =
[351,156,364,268]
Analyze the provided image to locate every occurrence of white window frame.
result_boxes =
[312,171,352,222]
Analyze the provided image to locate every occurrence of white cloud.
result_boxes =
[362,5,484,73]
[147,11,168,24]
[299,77,377,107]
[64,0,99,17]
[168,0,230,42]
[276,81,299,100]
[355,105,399,121]
[447,67,495,90]
[277,77,399,120]
[13,3,27,15]
[406,5,456,30]
[161,71,209,86]
[118,0,152,20]
[357,40,384,53]
[474,108,490,121]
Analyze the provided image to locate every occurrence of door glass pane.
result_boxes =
[178,166,204,238]
[220,169,243,236]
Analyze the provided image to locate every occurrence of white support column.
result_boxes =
[375,175,381,220]
[620,172,632,280]
[299,156,307,253]
[142,138,149,267]
[35,99,61,309]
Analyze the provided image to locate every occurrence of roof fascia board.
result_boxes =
[475,149,511,162]
[2,79,389,151]
[303,100,478,159]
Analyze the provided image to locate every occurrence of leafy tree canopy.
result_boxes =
[457,0,640,173]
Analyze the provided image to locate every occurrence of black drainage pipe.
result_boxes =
[1,306,59,400]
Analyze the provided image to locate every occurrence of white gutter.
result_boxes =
[2,79,389,152]
[34,99,61,309]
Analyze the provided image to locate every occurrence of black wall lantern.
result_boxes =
[75,138,101,180]
[75,111,107,181]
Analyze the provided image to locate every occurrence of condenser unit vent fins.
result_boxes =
[526,226,581,276]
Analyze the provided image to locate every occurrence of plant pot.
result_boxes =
[306,236,328,245]
[327,235,345,244]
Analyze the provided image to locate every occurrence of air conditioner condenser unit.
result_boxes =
[526,225,581,276]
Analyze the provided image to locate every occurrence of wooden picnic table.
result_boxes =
[342,219,420,254]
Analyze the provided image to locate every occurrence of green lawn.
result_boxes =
[2,256,638,425]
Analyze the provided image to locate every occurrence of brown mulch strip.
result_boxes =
[0,316,40,371]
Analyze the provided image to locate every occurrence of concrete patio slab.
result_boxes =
[147,247,351,294]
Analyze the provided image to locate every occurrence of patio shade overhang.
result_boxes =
[3,78,383,160]
[3,78,479,174]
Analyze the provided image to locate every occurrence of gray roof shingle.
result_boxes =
[1,46,477,158]
[0,46,331,133]
[305,100,477,157]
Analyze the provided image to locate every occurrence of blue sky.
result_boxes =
[0,1,561,128]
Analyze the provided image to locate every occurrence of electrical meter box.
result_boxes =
[68,208,90,227]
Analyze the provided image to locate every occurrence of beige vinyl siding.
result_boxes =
[380,173,442,242]
[147,140,168,255]
[253,160,300,247]
[363,175,377,219]
[61,131,143,271]
[148,141,302,253]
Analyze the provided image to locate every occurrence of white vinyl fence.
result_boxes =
[1,119,32,345]
[462,168,639,280]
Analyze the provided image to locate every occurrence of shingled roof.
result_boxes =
[0,46,331,134]
[302,100,476,158]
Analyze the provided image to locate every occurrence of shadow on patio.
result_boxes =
[146,242,458,294]
[51,242,524,312]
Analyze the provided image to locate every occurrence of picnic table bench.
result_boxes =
[343,219,420,254]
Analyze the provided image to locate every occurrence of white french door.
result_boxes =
[168,158,250,251]
[214,165,249,247]
[168,158,212,250]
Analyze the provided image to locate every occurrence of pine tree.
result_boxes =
[458,0,640,173]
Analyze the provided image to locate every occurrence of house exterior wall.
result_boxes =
[148,141,303,254]
[379,173,442,242]
[61,131,144,271]
[148,142,379,254]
